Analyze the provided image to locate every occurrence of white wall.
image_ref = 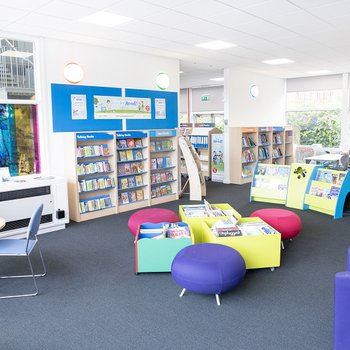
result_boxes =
[191,86,224,113]
[39,38,179,175]
[224,68,286,127]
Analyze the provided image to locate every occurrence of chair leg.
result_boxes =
[179,288,186,297]
[281,241,285,250]
[0,254,38,299]
[0,244,46,279]
[215,294,221,306]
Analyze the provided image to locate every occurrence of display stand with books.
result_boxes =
[201,217,281,270]
[285,163,322,210]
[178,136,206,201]
[149,129,179,205]
[179,201,240,243]
[116,131,148,212]
[229,126,293,184]
[68,132,117,222]
[188,127,222,178]
[304,167,350,219]
[135,222,193,273]
[250,163,291,204]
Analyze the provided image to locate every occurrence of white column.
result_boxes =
[341,73,350,151]
[223,68,230,184]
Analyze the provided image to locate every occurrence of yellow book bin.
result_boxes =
[179,203,241,243]
[201,217,281,270]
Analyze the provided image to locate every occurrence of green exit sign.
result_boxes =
[201,94,210,101]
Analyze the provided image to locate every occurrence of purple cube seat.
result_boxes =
[171,243,246,305]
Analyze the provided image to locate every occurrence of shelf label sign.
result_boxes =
[211,134,224,182]
[94,96,151,119]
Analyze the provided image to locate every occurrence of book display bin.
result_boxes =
[179,203,241,243]
[201,217,281,270]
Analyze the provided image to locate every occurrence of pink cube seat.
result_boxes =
[128,208,180,236]
[250,208,302,240]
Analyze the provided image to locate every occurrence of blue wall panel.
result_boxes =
[51,84,178,132]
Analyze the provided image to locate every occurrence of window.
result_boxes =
[192,113,224,132]
[286,90,342,148]
[0,37,40,176]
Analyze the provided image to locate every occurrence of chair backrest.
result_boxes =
[27,204,44,241]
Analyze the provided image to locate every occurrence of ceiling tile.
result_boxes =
[0,0,52,11]
[64,0,122,9]
[141,10,198,27]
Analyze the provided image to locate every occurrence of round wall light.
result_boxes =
[155,72,170,90]
[64,62,84,84]
[250,84,259,98]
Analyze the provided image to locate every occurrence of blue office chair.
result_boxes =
[0,204,46,299]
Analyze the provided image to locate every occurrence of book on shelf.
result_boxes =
[117,139,127,149]
[126,149,134,161]
[160,172,167,182]
[126,138,135,148]
[155,173,161,183]
[134,138,143,148]
[166,171,174,181]
[151,159,157,170]
[166,223,190,239]
[242,165,252,177]
[120,178,128,189]
[329,186,341,199]
[156,157,164,168]
[131,162,139,174]
[151,174,156,184]
[117,164,125,175]
[102,144,110,156]
[165,157,172,167]
[118,150,127,162]
[128,176,136,188]
[238,221,277,236]
[124,163,131,175]
[135,175,143,186]
[134,149,143,160]
[242,150,255,163]
[149,141,155,152]
[121,192,130,204]
[136,189,144,201]
[129,191,137,202]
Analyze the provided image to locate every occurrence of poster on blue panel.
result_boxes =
[93,96,151,119]
[211,134,224,182]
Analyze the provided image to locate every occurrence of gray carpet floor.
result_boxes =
[0,181,348,350]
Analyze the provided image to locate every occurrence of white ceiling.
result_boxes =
[1,0,350,88]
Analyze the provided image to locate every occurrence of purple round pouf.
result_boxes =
[171,243,246,295]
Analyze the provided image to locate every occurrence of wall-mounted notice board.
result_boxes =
[51,84,178,132]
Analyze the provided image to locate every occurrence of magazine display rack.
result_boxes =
[70,132,117,222]
[178,136,206,201]
[228,126,293,184]
[201,217,281,270]
[149,130,179,205]
[134,222,193,273]
[304,168,350,219]
[116,131,149,213]
[250,163,291,204]
[179,203,241,243]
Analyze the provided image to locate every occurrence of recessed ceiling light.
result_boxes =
[262,58,294,65]
[196,40,236,50]
[210,77,224,81]
[307,70,332,75]
[179,71,184,74]
[79,11,133,27]
[0,50,32,58]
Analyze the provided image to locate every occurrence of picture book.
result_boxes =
[166,224,190,239]
[137,162,144,173]
[134,149,143,160]
[329,186,340,200]
[126,138,135,148]
[121,192,130,204]
[136,189,144,201]
[126,149,134,161]
[129,191,137,202]
[256,164,266,175]
[155,141,163,151]
[118,150,127,162]
[156,157,164,169]
[155,173,161,183]
[160,172,167,182]
[160,185,168,196]
[337,173,345,186]
[131,162,139,174]
[165,157,172,167]
[117,164,125,175]
[151,174,156,184]
[135,175,143,186]
[102,144,110,156]
[118,139,127,149]
[149,141,155,152]
[166,184,172,194]
[166,171,173,181]
[120,178,128,189]
[128,176,136,188]
[124,163,131,175]
[134,138,143,148]
[151,188,157,198]
[151,158,157,170]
